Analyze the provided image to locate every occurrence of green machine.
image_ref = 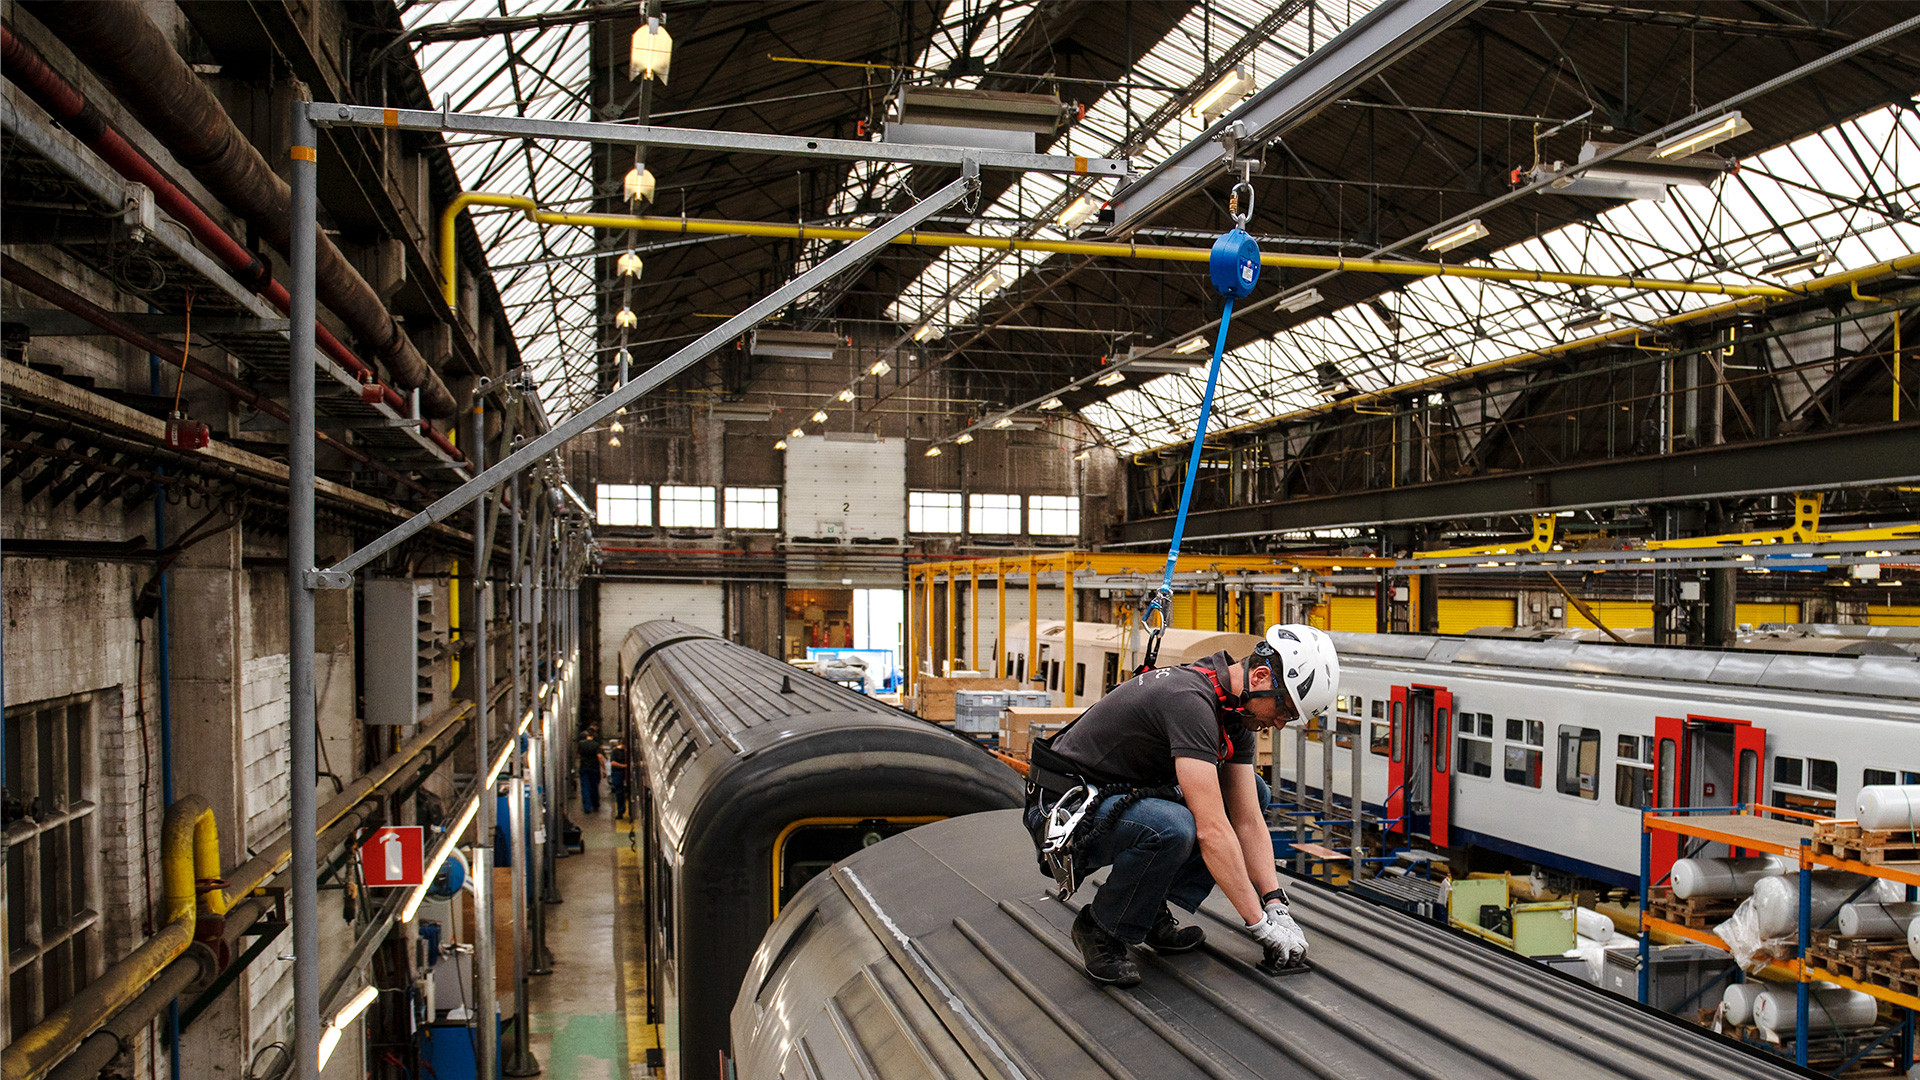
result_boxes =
[1447,877,1577,957]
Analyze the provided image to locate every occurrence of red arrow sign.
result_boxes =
[360,826,425,887]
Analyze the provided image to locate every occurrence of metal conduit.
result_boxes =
[0,256,433,498]
[440,193,1799,306]
[0,27,464,457]
[18,1,459,419]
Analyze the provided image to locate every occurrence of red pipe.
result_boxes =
[597,546,984,559]
[0,26,463,464]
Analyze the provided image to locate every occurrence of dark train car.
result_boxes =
[732,810,1804,1080]
[618,621,1023,1080]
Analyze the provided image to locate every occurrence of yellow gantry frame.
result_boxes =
[903,551,1394,705]
[1644,492,1920,549]
[1416,514,1558,558]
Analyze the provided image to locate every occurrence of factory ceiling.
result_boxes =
[399,1,1920,453]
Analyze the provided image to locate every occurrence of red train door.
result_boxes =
[1386,686,1409,837]
[1651,715,1768,881]
[1425,687,1455,847]
[1650,715,1687,883]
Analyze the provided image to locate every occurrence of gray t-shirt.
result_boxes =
[1048,651,1255,788]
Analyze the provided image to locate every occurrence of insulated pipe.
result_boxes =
[43,946,215,1080]
[1,798,217,1080]
[19,2,459,419]
[0,256,433,498]
[440,193,1800,304]
[0,28,463,460]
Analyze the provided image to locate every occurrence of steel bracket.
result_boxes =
[304,569,352,590]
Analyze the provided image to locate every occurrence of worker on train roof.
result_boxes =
[1025,625,1340,986]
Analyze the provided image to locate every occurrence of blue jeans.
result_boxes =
[579,765,600,813]
[1083,774,1270,944]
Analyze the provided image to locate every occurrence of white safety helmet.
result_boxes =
[1257,624,1340,719]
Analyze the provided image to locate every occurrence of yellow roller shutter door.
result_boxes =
[1865,605,1920,627]
[1567,600,1654,630]
[1436,598,1518,635]
[1735,602,1800,626]
[1309,595,1377,632]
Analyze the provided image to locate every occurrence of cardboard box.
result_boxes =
[1000,706,1082,760]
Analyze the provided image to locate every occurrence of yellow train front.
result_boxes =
[616,620,1023,1080]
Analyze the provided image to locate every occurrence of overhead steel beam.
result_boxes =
[313,104,1130,178]
[1111,422,1920,544]
[1106,0,1484,232]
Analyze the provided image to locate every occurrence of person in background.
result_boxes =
[608,740,630,820]
[576,725,603,814]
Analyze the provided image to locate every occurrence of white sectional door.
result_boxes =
[598,582,724,687]
[785,434,906,541]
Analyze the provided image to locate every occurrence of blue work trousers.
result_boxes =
[579,764,600,813]
[1083,774,1270,945]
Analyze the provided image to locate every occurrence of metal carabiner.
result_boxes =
[1230,179,1255,230]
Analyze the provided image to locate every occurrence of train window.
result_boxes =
[1905,771,1920,785]
[1457,718,1493,779]
[1864,768,1897,787]
[1103,652,1120,693]
[1074,663,1086,697]
[774,819,930,913]
[1618,735,1638,760]
[1390,701,1404,763]
[1808,758,1837,794]
[1740,749,1760,805]
[1369,723,1390,757]
[1657,739,1676,808]
[1049,660,1060,691]
[1774,757,1803,787]
[1435,709,1451,772]
[1372,700,1386,720]
[1555,726,1600,799]
[1616,756,1653,809]
[1351,695,1363,716]
[1504,720,1544,788]
[1305,715,1324,744]
[1335,718,1358,750]
[1014,657,1026,683]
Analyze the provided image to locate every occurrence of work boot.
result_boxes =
[1145,909,1205,953]
[1072,908,1140,987]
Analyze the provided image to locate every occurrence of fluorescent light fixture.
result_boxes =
[1414,351,1463,369]
[869,360,892,376]
[912,324,937,342]
[1654,111,1750,159]
[789,427,805,439]
[1125,358,1207,375]
[1074,449,1091,460]
[925,446,942,457]
[973,271,1007,296]
[955,432,973,444]
[1365,299,1402,334]
[1174,337,1207,354]
[708,403,775,422]
[992,417,1014,429]
[1762,251,1829,278]
[335,985,380,1031]
[1276,288,1322,313]
[614,307,637,328]
[773,439,787,450]
[318,1027,343,1069]
[750,329,840,360]
[1038,397,1063,410]
[1096,370,1127,386]
[1564,312,1611,332]
[837,389,856,403]
[1190,68,1249,121]
[401,797,483,923]
[810,410,829,423]
[1423,218,1488,254]
[622,165,656,204]
[629,19,673,83]
[1056,195,1097,231]
[616,252,643,277]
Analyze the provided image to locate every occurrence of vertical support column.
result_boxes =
[923,568,936,683]
[944,568,957,676]
[286,101,322,1080]
[1292,725,1307,876]
[1062,564,1075,708]
[1637,817,1651,1005]
[1349,722,1363,868]
[1025,556,1038,692]
[472,409,498,1078]
[995,562,1007,679]
[969,563,981,674]
[505,482,540,1075]
[903,569,917,695]
[1796,837,1812,1068]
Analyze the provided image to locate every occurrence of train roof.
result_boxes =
[734,810,1797,1080]
[1331,630,1919,700]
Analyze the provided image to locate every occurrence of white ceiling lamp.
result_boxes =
[318,985,381,1068]
[925,446,942,457]
[1276,287,1323,314]
[1173,337,1207,354]
[912,324,938,342]
[610,419,624,433]
[774,439,787,450]
[1096,369,1127,387]
[614,307,637,328]
[1654,111,1751,159]
[992,417,1014,429]
[973,270,1007,296]
[1190,68,1250,122]
[1038,397,1063,410]
[955,433,973,444]
[1056,195,1098,232]
[630,17,673,84]
[869,359,892,376]
[789,427,805,439]
[616,251,644,277]
[1074,448,1091,460]
[810,410,829,423]
[623,165,656,204]
[836,388,856,402]
[607,435,621,447]
[1423,218,1488,254]
[1762,250,1830,278]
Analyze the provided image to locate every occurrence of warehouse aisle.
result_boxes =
[523,809,652,1079]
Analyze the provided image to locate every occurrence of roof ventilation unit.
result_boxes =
[886,87,1069,153]
[749,329,843,360]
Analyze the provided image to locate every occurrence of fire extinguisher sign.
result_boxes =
[359,826,426,887]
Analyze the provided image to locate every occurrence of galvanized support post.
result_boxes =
[1637,815,1651,1005]
[286,99,323,1080]
[505,479,540,1075]
[1796,837,1812,1068]
[1349,721,1363,870]
[472,407,498,1078]
[1293,724,1307,876]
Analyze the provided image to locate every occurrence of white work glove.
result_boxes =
[1247,902,1308,967]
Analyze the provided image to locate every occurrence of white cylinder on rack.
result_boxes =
[1671,856,1791,899]
[1721,982,1757,1025]
[1837,900,1920,938]
[1909,915,1920,963]
[1575,907,1615,943]
[1751,872,1885,939]
[1751,985,1878,1034]
[1855,785,1920,831]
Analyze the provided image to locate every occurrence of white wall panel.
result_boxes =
[598,583,724,690]
[785,434,906,540]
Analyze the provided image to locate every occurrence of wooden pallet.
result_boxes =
[1812,820,1920,866]
[1809,934,1912,983]
[1649,886,1741,930]
[1720,1021,1904,1075]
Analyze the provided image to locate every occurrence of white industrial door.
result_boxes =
[598,582,724,691]
[784,433,906,541]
